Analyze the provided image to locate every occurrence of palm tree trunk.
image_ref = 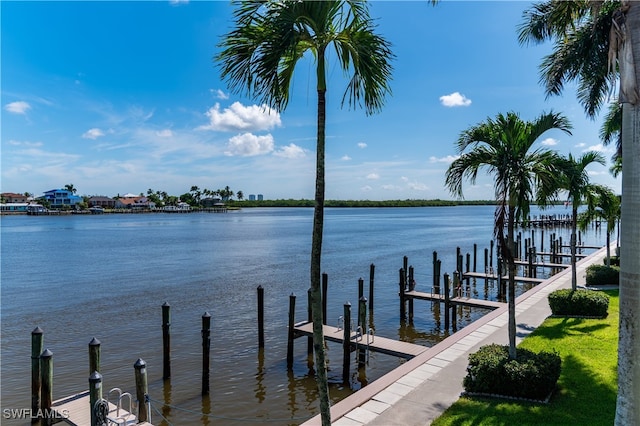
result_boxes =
[311,49,331,426]
[507,206,517,360]
[616,4,640,423]
[571,206,578,290]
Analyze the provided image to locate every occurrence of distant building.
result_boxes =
[0,203,29,213]
[114,196,155,210]
[41,189,83,209]
[1,192,29,203]
[257,194,264,201]
[249,194,256,201]
[88,196,116,208]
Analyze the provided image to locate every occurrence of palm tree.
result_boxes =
[519,3,640,422]
[217,2,393,422]
[556,152,606,290]
[445,111,572,360]
[580,184,621,267]
[64,184,77,194]
[236,190,244,201]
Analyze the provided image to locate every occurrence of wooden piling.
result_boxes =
[322,273,328,325]
[257,286,265,348]
[31,327,44,424]
[88,371,102,426]
[358,277,364,301]
[452,272,459,329]
[435,259,441,294]
[40,349,53,426]
[490,240,494,269]
[399,268,406,321]
[408,267,414,321]
[162,302,171,380]
[465,253,471,288]
[369,263,375,312]
[432,251,438,290]
[342,302,352,384]
[201,312,211,395]
[473,244,477,272]
[443,274,450,330]
[287,293,296,369]
[358,297,367,368]
[88,337,100,376]
[134,359,148,423]
[497,258,504,299]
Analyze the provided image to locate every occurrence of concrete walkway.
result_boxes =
[302,245,612,426]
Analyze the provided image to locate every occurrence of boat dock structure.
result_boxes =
[301,244,612,425]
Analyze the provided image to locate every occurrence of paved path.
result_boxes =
[301,245,612,426]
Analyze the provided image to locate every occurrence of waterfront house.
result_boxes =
[1,192,29,203]
[0,202,29,213]
[88,196,116,209]
[41,189,83,209]
[114,196,155,210]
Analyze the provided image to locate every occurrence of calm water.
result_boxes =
[0,206,609,425]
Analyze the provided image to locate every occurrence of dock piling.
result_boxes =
[31,327,43,423]
[134,359,149,423]
[322,273,328,325]
[40,349,53,426]
[342,302,352,384]
[358,297,367,368]
[257,286,265,348]
[162,302,171,380]
[443,274,450,330]
[369,263,375,313]
[399,268,406,321]
[201,312,211,395]
[89,371,102,426]
[287,293,296,369]
[88,337,101,375]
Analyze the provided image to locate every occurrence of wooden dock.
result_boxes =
[404,290,505,310]
[52,390,153,426]
[513,260,570,269]
[537,252,587,259]
[293,321,427,359]
[461,271,545,284]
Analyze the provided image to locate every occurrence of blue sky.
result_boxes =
[1,1,621,201]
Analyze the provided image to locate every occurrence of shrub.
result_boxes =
[548,289,609,317]
[586,264,619,286]
[463,344,561,400]
[603,256,620,266]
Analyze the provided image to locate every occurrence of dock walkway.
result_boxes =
[404,290,505,310]
[52,390,153,426]
[294,321,427,359]
[301,244,611,426]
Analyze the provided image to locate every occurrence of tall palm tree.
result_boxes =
[445,111,572,360]
[580,184,621,267]
[64,184,77,194]
[519,3,640,422]
[217,2,393,423]
[556,152,606,290]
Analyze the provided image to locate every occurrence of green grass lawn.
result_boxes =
[432,289,618,426]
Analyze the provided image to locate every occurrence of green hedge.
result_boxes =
[586,264,619,286]
[463,344,561,400]
[548,289,609,317]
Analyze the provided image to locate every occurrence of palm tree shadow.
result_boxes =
[523,317,610,340]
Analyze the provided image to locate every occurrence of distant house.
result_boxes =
[1,192,29,203]
[88,196,116,209]
[114,196,155,210]
[41,189,83,209]
[202,197,223,208]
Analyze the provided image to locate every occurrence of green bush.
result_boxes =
[463,344,561,400]
[586,264,619,286]
[603,256,620,267]
[548,289,609,317]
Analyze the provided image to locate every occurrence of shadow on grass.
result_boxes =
[527,317,611,341]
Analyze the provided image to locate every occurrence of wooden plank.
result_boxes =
[513,260,569,268]
[462,272,545,283]
[537,252,587,258]
[404,290,505,310]
[52,391,153,426]
[293,321,427,359]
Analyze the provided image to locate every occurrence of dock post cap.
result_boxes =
[40,349,53,358]
[32,326,44,334]
[202,311,211,318]
[344,301,351,307]
[134,358,147,369]
[162,301,170,307]
[89,337,101,346]
[89,371,102,382]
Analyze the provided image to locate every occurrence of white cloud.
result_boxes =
[583,143,614,153]
[575,142,586,148]
[211,89,229,100]
[5,101,31,114]
[429,155,459,164]
[156,129,173,138]
[407,181,428,191]
[541,137,558,146]
[199,102,281,132]
[341,155,352,161]
[439,92,471,107]
[274,143,306,159]
[366,173,380,180]
[225,133,274,156]
[357,142,367,149]
[82,128,105,140]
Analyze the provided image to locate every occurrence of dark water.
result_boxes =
[0,206,609,425]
